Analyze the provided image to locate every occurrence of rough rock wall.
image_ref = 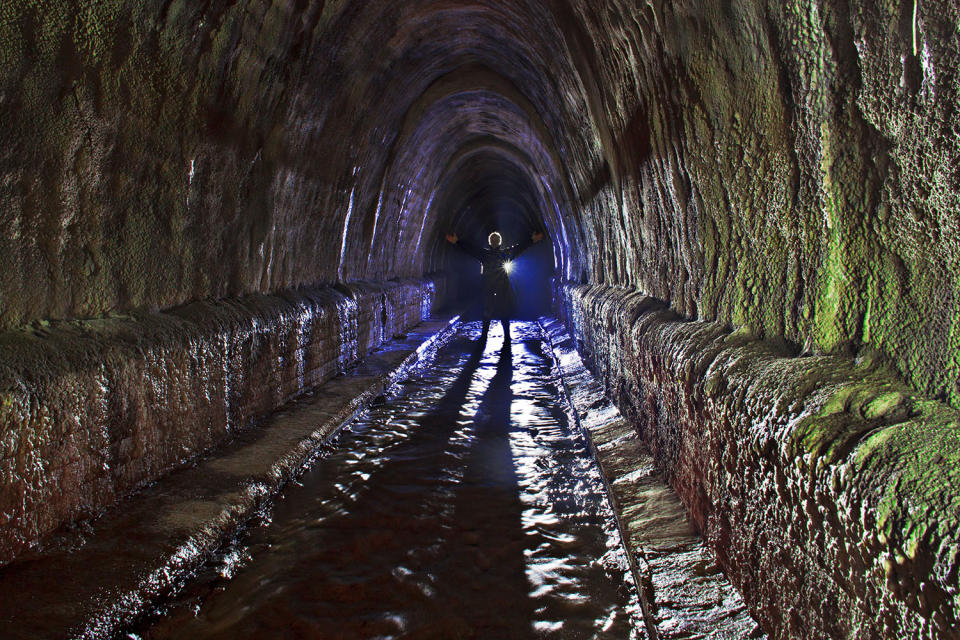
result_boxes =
[569,0,960,407]
[0,1,957,412]
[0,277,443,566]
[557,283,960,639]
[2,0,960,633]
[1,0,580,568]
[0,0,581,331]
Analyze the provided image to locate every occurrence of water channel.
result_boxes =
[128,321,644,639]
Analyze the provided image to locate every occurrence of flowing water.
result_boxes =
[129,321,643,639]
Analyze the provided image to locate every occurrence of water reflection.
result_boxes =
[131,322,641,639]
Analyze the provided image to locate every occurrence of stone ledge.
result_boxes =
[539,316,762,640]
[0,314,459,640]
[555,282,960,639]
[0,276,446,566]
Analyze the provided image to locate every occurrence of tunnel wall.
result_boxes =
[2,1,960,634]
[0,276,445,566]
[0,1,472,331]
[1,2,958,406]
[556,282,960,639]
[557,0,960,411]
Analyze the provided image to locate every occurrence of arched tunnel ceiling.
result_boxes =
[0,0,602,326]
[280,1,600,284]
[418,137,574,276]
[362,80,581,280]
[2,0,960,407]
[430,150,545,247]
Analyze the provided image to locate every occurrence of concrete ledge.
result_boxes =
[539,317,761,640]
[0,314,459,639]
[0,276,446,566]
[555,282,960,639]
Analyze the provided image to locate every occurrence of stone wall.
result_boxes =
[0,276,445,566]
[3,0,958,407]
[560,0,960,409]
[556,282,960,639]
[0,1,569,332]
[2,1,960,634]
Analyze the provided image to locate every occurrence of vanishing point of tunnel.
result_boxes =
[1,2,959,639]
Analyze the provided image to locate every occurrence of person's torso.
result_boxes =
[479,248,512,292]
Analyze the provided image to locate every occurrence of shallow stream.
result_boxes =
[130,321,643,639]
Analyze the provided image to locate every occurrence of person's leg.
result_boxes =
[480,287,497,345]
[500,317,511,347]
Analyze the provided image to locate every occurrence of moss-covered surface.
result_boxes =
[559,283,960,638]
[566,0,960,410]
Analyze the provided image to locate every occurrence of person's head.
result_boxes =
[488,231,502,248]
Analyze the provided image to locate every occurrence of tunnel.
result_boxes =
[1,1,959,638]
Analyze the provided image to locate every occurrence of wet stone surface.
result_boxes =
[129,321,643,639]
[540,318,764,640]
[556,285,960,639]
[0,316,457,640]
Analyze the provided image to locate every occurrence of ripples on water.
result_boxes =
[130,321,643,639]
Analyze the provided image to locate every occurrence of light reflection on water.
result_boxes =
[131,321,643,639]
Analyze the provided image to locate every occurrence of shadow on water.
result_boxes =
[443,328,539,639]
[132,321,639,640]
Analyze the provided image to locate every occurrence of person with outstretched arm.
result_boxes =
[445,229,545,344]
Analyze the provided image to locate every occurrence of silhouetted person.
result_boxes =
[446,229,545,344]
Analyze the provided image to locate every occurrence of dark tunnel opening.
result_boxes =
[431,150,557,320]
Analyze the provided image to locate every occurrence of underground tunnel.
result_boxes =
[0,1,959,638]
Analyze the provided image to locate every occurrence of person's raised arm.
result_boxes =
[445,232,483,261]
[507,231,545,260]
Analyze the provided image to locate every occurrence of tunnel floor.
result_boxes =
[129,321,644,639]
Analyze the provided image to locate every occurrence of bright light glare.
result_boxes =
[503,260,515,274]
